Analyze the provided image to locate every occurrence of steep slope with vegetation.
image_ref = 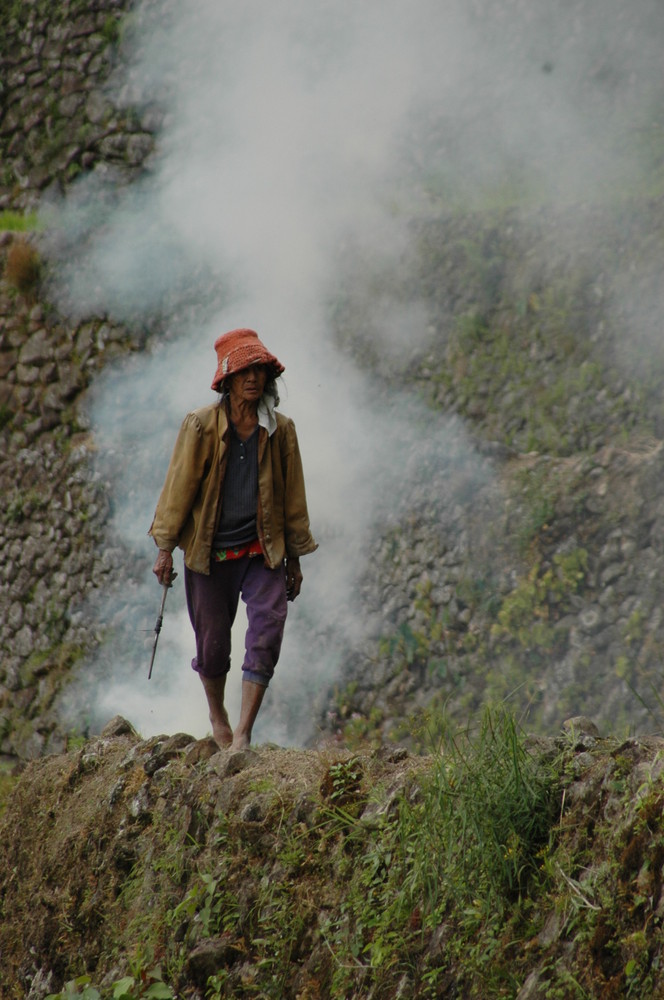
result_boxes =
[324,200,664,748]
[3,712,664,999]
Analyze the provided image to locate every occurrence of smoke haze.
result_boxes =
[47,0,664,743]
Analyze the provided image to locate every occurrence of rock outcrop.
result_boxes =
[2,715,664,998]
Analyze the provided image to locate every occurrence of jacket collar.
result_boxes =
[218,393,277,437]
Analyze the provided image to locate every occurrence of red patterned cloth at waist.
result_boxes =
[212,539,263,562]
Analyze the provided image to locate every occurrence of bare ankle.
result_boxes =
[200,674,233,747]
[230,731,251,751]
[211,716,233,747]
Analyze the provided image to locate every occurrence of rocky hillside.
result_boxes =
[325,199,664,748]
[3,712,664,999]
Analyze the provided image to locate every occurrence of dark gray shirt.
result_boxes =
[213,424,259,549]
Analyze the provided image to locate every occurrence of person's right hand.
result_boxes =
[153,549,176,586]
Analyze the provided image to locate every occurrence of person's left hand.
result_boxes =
[285,556,303,601]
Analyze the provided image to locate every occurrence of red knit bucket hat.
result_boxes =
[211,328,285,392]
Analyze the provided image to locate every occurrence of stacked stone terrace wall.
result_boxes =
[0,0,157,212]
[0,0,157,757]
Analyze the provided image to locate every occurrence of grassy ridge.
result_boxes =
[2,712,662,998]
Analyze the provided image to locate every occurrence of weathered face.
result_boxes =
[227,363,268,406]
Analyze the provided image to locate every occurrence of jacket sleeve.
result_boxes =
[281,419,318,558]
[148,413,211,553]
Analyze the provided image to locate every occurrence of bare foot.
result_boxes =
[230,732,251,751]
[199,675,233,748]
[210,711,233,748]
[229,680,265,752]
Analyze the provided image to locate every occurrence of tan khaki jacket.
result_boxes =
[149,403,317,574]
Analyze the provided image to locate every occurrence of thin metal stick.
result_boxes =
[148,583,170,679]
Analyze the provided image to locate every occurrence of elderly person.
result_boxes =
[149,328,317,749]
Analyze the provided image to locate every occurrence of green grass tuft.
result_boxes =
[0,210,41,232]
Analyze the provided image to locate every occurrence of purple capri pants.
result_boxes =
[184,556,287,687]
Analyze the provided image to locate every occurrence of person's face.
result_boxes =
[228,363,268,405]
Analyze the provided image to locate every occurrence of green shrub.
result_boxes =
[401,708,557,918]
[322,708,558,996]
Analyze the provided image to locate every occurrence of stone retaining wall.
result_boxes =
[0,0,153,757]
[0,0,156,212]
[0,231,148,756]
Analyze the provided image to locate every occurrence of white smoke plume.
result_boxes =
[47,0,663,744]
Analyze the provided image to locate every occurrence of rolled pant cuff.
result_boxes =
[242,668,270,687]
[192,659,230,678]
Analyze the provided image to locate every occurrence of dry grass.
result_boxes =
[4,237,41,298]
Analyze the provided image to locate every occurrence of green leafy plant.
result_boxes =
[323,758,363,805]
[168,866,239,942]
[110,969,175,999]
[45,968,175,1000]
[45,976,101,1000]
[491,549,588,651]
